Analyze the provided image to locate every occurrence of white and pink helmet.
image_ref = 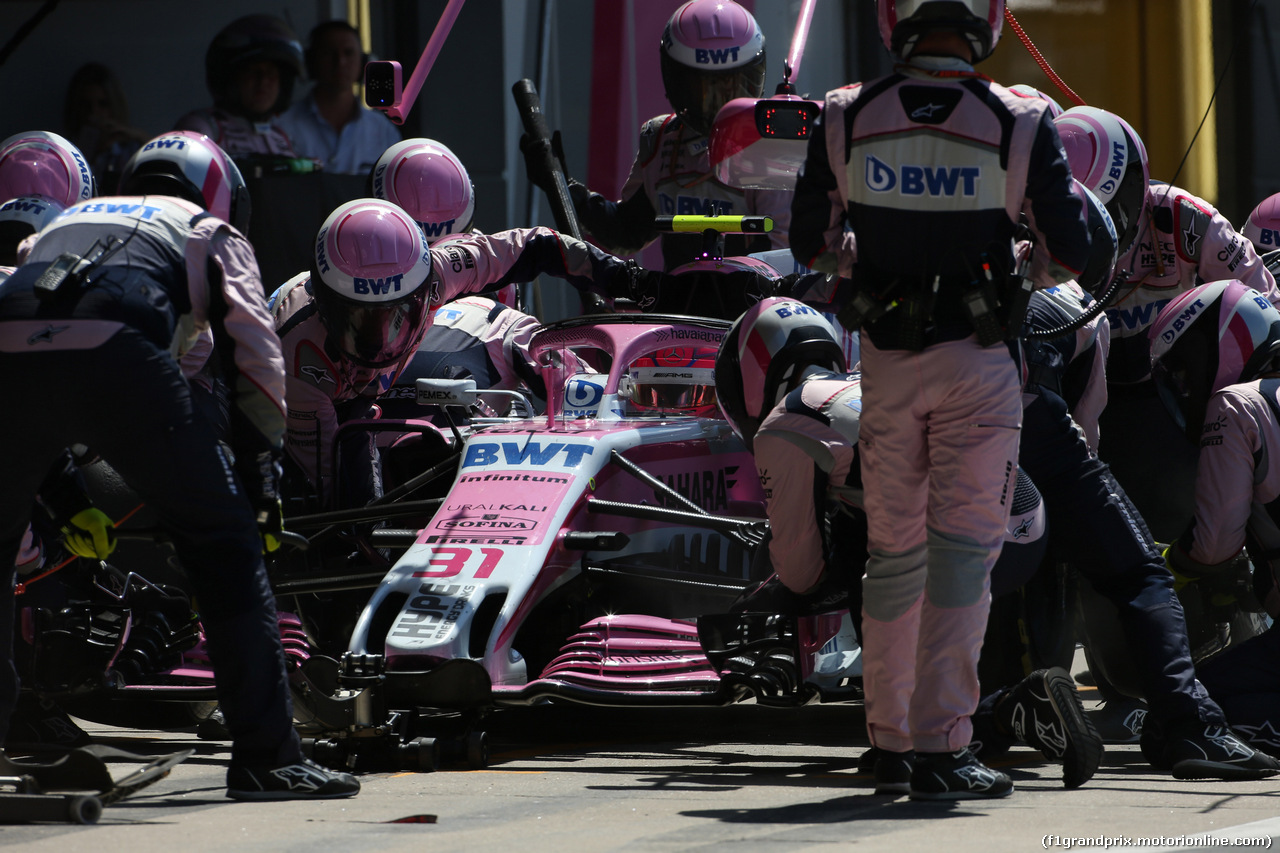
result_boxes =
[312,198,434,368]
[1243,192,1280,255]
[877,0,1004,64]
[371,138,475,244]
[119,131,250,232]
[660,0,767,135]
[714,297,846,449]
[0,131,95,207]
[0,195,65,263]
[1150,281,1280,440]
[1054,106,1149,257]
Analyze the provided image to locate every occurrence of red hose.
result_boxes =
[1004,7,1087,107]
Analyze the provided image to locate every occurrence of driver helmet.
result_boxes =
[205,14,305,116]
[118,131,251,232]
[1076,181,1119,297]
[660,0,767,136]
[0,195,65,265]
[1150,280,1280,442]
[1008,83,1064,118]
[877,0,1004,64]
[1054,106,1149,258]
[716,297,846,450]
[626,347,719,416]
[1243,192,1280,254]
[312,198,435,369]
[0,131,95,207]
[371,138,475,244]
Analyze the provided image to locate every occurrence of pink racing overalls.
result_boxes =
[1101,185,1278,543]
[572,114,792,270]
[174,107,298,159]
[790,56,1090,753]
[271,227,630,504]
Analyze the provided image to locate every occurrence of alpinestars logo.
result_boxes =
[955,763,1000,790]
[27,324,70,345]
[1010,700,1067,759]
[1183,217,1202,255]
[301,364,335,386]
[911,103,945,120]
[1011,516,1034,540]
[269,765,329,791]
[1232,720,1280,752]
[1202,726,1255,759]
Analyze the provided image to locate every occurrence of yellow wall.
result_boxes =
[984,0,1217,202]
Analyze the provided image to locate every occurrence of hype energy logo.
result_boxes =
[864,155,980,197]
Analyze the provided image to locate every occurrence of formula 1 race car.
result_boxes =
[289,311,864,771]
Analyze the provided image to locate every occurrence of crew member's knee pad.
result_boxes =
[925,528,992,609]
[863,544,926,621]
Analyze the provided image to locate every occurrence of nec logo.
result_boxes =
[1159,297,1204,343]
[463,440,595,468]
[353,274,404,295]
[695,47,740,65]
[864,155,979,197]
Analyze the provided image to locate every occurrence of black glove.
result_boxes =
[241,447,287,553]
[620,261,663,312]
[771,272,803,298]
[519,130,570,196]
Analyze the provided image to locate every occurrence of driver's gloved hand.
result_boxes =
[61,507,117,560]
[518,130,570,196]
[619,261,664,311]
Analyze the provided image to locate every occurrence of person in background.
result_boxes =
[277,20,401,176]
[63,63,150,195]
[522,0,791,270]
[175,14,303,159]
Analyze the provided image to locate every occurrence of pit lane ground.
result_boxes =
[3,690,1279,853]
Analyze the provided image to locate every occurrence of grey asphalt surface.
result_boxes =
[3,691,1280,853]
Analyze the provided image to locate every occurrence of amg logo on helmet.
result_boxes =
[1160,297,1204,343]
[695,47,740,65]
[353,273,403,295]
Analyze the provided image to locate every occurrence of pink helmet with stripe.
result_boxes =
[371,138,475,244]
[0,131,95,207]
[877,0,1004,63]
[312,198,434,368]
[660,0,767,135]
[1150,281,1280,440]
[1054,106,1149,257]
[715,297,846,449]
[1243,192,1280,254]
[118,131,250,232]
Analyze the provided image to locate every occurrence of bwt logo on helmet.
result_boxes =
[421,219,456,238]
[1099,141,1126,196]
[371,163,387,197]
[695,46,741,65]
[864,155,979,197]
[1160,297,1205,344]
[353,274,405,295]
[1258,228,1280,247]
[143,138,187,152]
[315,228,330,274]
[1,198,48,215]
[70,150,93,199]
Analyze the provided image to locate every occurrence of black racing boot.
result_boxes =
[910,747,1013,800]
[994,667,1103,789]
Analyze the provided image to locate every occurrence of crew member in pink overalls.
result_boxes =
[270,199,663,507]
[789,0,1091,799]
[521,0,791,270]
